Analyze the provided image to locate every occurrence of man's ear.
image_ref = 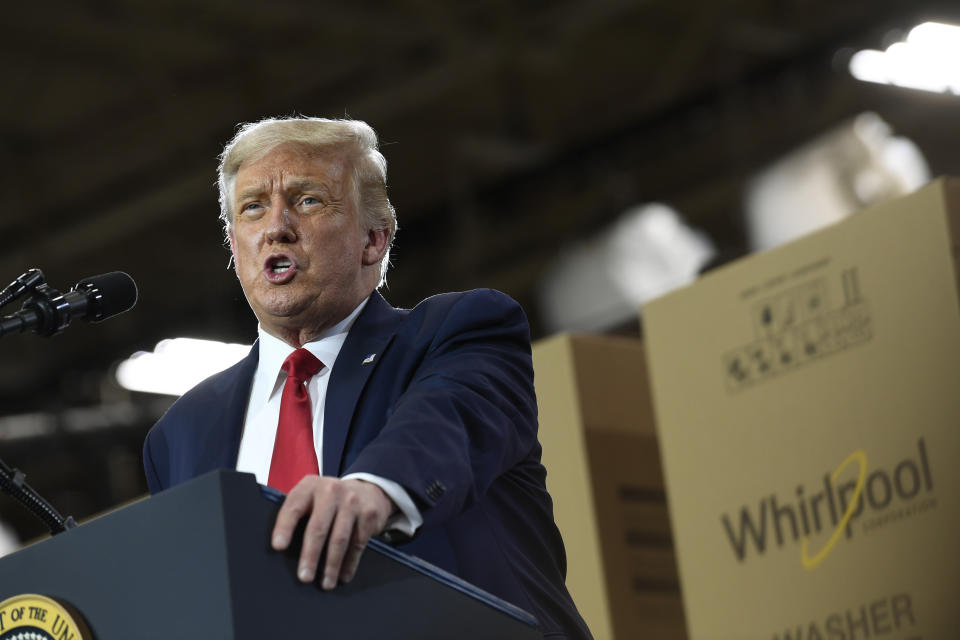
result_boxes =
[361,227,389,266]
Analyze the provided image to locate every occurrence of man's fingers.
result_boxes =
[296,490,338,583]
[271,477,396,588]
[338,484,392,584]
[340,539,367,584]
[320,509,357,589]
[271,482,317,550]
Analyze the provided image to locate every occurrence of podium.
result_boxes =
[0,470,543,639]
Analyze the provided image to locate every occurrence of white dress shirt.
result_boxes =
[235,297,421,536]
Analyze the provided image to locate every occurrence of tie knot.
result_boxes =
[282,348,324,381]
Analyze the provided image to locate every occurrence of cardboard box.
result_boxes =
[533,334,686,640]
[643,178,960,639]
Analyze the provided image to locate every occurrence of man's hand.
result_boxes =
[271,476,395,590]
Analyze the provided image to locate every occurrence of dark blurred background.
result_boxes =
[1,0,959,548]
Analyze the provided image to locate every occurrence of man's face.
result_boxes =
[229,142,385,345]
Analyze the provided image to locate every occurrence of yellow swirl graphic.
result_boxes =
[800,449,867,570]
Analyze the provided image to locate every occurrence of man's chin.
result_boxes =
[261,306,310,323]
[252,298,313,325]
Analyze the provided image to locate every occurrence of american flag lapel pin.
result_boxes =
[362,353,377,365]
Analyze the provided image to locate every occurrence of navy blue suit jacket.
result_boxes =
[143,289,591,639]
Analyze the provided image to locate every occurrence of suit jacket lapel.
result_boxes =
[323,292,402,475]
[209,341,259,471]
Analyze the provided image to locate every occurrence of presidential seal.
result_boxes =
[0,594,92,640]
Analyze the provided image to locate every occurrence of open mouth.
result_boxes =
[264,255,297,282]
[269,257,293,274]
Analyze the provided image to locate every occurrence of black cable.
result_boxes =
[0,456,76,535]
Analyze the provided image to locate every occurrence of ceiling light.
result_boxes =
[116,338,251,396]
[849,21,960,94]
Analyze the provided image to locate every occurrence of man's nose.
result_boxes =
[265,206,297,243]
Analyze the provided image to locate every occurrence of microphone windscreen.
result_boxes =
[75,271,138,320]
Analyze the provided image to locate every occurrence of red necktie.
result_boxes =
[268,348,324,493]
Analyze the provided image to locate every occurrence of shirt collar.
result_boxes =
[253,296,370,402]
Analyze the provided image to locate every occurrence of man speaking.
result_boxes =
[143,117,591,639]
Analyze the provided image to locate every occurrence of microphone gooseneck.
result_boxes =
[0,268,45,310]
[0,457,77,534]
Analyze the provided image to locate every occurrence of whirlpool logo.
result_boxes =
[720,438,935,569]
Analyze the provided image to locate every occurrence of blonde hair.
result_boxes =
[218,117,397,284]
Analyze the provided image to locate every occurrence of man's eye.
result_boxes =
[301,196,321,206]
[241,202,263,214]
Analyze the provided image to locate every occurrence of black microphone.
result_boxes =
[71,272,139,322]
[0,271,138,338]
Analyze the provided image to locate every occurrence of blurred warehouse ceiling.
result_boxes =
[2,0,960,539]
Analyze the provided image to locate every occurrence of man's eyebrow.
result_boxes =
[235,184,268,201]
[234,178,330,202]
[285,178,329,193]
